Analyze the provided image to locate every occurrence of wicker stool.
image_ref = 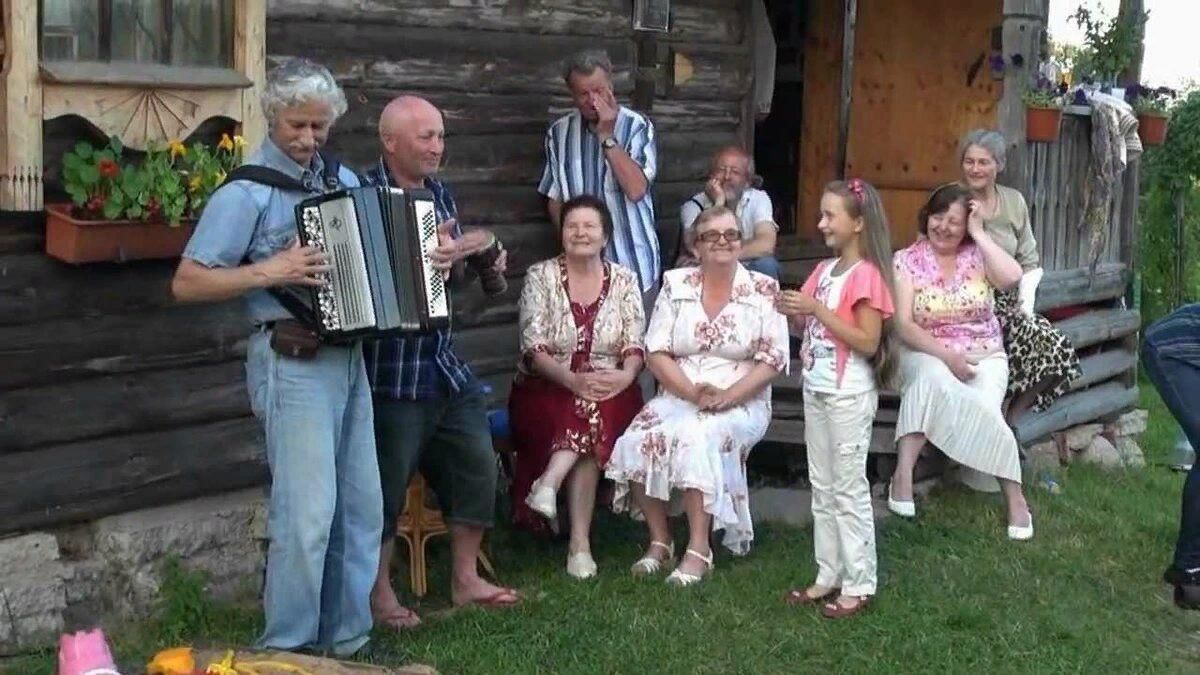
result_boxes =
[395,474,494,597]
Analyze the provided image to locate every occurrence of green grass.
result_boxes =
[8,385,1200,674]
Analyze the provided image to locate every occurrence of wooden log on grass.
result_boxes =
[1014,380,1139,445]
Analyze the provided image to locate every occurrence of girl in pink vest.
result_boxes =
[776,179,895,619]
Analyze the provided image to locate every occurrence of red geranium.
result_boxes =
[97,158,119,179]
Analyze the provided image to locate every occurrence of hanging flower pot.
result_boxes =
[1137,112,1169,146]
[1025,106,1063,143]
[44,203,195,264]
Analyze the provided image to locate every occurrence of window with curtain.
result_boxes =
[40,0,234,67]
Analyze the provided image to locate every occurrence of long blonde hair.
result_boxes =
[822,179,897,386]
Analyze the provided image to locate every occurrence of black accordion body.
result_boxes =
[292,186,450,340]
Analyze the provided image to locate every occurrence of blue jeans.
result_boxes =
[245,331,383,655]
[743,255,781,280]
[1142,304,1200,571]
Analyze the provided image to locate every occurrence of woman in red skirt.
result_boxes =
[509,195,646,579]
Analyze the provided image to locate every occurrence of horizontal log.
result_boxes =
[0,254,176,327]
[1014,381,1139,445]
[331,128,739,187]
[268,0,744,45]
[270,22,635,95]
[0,302,248,390]
[0,361,247,454]
[0,417,267,535]
[1034,263,1129,312]
[1068,348,1137,393]
[1054,308,1140,350]
[453,321,520,365]
[0,212,43,254]
[338,90,742,138]
[271,23,750,102]
[761,418,896,453]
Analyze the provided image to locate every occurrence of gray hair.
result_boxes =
[261,58,348,123]
[958,128,1008,172]
[562,49,613,84]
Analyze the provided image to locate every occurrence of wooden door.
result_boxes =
[799,0,1001,249]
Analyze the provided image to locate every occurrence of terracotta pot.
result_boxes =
[1025,106,1063,143]
[44,203,195,264]
[1137,112,1169,146]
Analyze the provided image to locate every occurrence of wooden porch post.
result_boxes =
[996,0,1047,190]
[233,0,267,150]
[835,0,857,180]
[0,0,44,211]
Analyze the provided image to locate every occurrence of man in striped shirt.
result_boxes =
[364,96,521,629]
[538,49,661,299]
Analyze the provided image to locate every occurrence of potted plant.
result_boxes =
[1023,79,1067,143]
[47,133,244,264]
[1128,84,1177,147]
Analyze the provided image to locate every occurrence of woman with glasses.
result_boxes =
[606,206,789,586]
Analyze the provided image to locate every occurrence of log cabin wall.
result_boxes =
[0,1,757,536]
[266,0,757,404]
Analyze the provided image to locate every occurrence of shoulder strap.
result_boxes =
[221,165,305,192]
[219,149,359,192]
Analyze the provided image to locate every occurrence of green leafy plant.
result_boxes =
[1129,84,1177,117]
[60,133,245,226]
[1069,2,1149,83]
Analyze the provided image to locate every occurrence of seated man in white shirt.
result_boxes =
[676,145,780,279]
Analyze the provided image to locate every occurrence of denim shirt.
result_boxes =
[181,139,362,325]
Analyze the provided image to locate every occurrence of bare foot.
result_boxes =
[783,584,838,605]
[371,587,421,631]
[451,574,522,608]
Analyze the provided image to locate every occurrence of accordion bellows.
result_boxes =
[293,187,451,339]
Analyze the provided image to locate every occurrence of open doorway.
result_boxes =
[753,0,806,236]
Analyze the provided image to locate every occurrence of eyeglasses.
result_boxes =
[696,229,741,244]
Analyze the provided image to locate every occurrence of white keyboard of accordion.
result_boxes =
[317,197,376,331]
[413,199,450,319]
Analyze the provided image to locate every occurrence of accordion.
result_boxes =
[290,186,451,340]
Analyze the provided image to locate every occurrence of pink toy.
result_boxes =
[57,629,121,675]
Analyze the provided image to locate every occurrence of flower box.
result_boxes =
[45,203,195,264]
[1025,106,1063,143]
[1137,112,1169,146]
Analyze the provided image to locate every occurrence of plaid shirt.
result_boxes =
[361,158,475,400]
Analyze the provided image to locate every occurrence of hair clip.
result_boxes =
[847,178,866,203]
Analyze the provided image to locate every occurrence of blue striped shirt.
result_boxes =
[360,158,476,400]
[537,106,661,292]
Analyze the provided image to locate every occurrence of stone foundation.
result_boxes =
[0,489,267,655]
[1026,409,1149,473]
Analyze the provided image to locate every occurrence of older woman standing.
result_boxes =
[606,206,789,586]
[510,195,646,579]
[959,129,1081,424]
[887,184,1034,540]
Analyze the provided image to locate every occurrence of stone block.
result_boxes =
[1081,435,1124,469]
[1064,424,1105,451]
[0,533,67,655]
[749,487,812,527]
[1107,409,1149,438]
[1117,437,1146,468]
[1026,440,1061,473]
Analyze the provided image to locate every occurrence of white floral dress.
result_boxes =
[606,264,789,554]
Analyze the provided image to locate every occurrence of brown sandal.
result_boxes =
[783,586,840,606]
[821,595,872,619]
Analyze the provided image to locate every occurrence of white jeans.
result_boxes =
[804,388,878,596]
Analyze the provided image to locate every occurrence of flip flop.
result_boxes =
[373,605,421,631]
[459,587,522,608]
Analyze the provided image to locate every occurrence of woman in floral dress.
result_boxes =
[606,206,789,586]
[509,195,646,580]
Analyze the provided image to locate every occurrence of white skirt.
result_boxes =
[893,349,1022,483]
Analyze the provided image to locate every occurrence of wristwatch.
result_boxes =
[601,136,618,150]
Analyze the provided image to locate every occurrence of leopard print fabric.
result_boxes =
[993,288,1082,412]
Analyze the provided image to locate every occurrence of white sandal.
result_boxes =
[525,479,557,520]
[665,548,714,587]
[630,540,674,577]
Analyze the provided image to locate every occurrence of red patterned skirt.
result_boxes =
[508,374,643,535]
